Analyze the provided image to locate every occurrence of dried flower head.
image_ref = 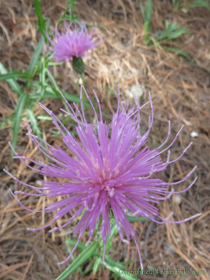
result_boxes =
[46,21,103,62]
[5,86,200,271]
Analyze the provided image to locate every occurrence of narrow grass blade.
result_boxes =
[65,239,86,250]
[110,219,119,237]
[182,1,210,9]
[126,215,149,222]
[39,58,47,100]
[34,0,46,39]
[145,0,152,23]
[93,257,102,274]
[25,108,42,138]
[0,72,32,81]
[55,242,98,280]
[162,46,191,59]
[167,29,189,40]
[139,1,145,19]
[172,0,180,9]
[143,0,152,44]
[0,62,23,97]
[27,19,49,87]
[11,93,29,158]
[165,20,170,29]
[28,36,44,76]
[105,256,139,280]
[53,131,78,137]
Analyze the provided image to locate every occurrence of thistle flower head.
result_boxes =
[5,86,200,271]
[46,21,103,62]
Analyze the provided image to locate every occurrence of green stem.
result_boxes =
[57,7,69,27]
[68,0,75,21]
[81,73,85,110]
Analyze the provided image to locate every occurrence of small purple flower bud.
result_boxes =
[46,21,103,63]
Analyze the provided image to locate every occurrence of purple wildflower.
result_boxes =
[5,86,200,271]
[46,21,103,62]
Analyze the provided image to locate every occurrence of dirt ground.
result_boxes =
[0,0,210,279]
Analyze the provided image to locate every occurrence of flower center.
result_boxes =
[101,180,116,197]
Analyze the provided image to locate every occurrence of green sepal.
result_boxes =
[72,56,85,74]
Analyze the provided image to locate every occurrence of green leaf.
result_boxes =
[53,131,78,137]
[48,61,63,66]
[29,90,56,100]
[104,256,139,280]
[59,15,79,24]
[55,242,98,280]
[144,0,152,44]
[0,62,23,97]
[65,239,86,250]
[103,219,119,251]
[172,0,180,9]
[145,0,152,23]
[105,256,125,271]
[0,72,32,81]
[11,93,29,158]
[170,22,178,30]
[46,69,59,91]
[37,115,53,121]
[110,219,119,237]
[182,1,210,9]
[25,108,42,138]
[165,20,170,29]
[167,29,189,39]
[27,18,50,85]
[34,0,46,38]
[126,215,149,222]
[85,22,104,30]
[28,36,44,76]
[162,46,191,59]
[139,1,145,19]
[153,21,189,44]
[67,0,78,22]
[0,116,13,128]
[38,57,48,100]
[140,0,152,44]
[93,257,102,274]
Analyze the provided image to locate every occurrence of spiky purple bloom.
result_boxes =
[46,21,103,62]
[5,86,200,271]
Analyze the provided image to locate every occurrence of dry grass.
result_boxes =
[0,0,210,279]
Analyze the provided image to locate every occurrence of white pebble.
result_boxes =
[190,131,198,138]
[126,84,144,99]
[175,194,182,204]
[36,180,42,186]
